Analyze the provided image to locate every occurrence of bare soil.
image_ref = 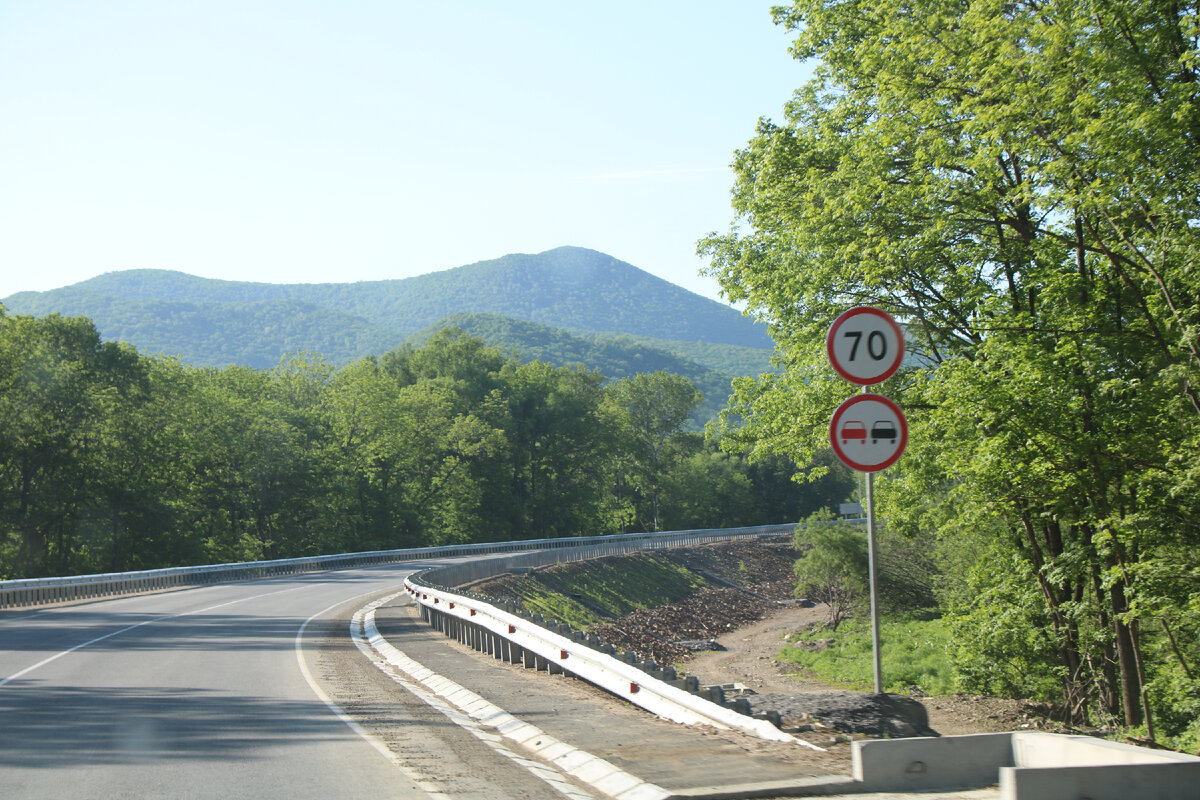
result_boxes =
[683,601,1056,738]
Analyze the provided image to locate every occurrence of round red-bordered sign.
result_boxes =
[829,393,908,472]
[826,307,905,385]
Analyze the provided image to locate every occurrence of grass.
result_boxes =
[778,613,957,695]
[506,584,601,629]
[489,552,715,630]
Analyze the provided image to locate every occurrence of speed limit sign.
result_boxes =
[826,307,904,385]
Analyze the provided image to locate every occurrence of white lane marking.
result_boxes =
[294,592,454,800]
[0,583,316,688]
[354,593,667,800]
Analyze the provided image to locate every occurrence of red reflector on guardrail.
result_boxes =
[560,650,568,659]
[470,609,476,616]
[508,624,516,634]
[630,682,640,694]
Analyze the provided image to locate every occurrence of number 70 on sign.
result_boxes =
[825,306,905,386]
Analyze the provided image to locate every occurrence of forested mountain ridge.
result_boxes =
[0,290,403,367]
[2,247,772,369]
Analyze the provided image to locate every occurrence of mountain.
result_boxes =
[1,248,775,421]
[0,290,403,367]
[2,247,771,370]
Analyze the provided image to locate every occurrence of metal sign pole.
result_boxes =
[865,466,883,695]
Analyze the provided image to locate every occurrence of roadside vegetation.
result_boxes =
[0,319,852,581]
[470,552,719,630]
[700,0,1200,752]
[779,615,955,697]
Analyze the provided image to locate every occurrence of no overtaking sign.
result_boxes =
[829,393,907,473]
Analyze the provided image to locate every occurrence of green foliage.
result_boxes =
[779,615,957,696]
[0,314,837,581]
[793,513,868,630]
[945,544,1066,703]
[485,552,717,629]
[491,581,603,630]
[407,312,773,427]
[535,553,712,619]
[604,372,704,531]
[702,0,1200,734]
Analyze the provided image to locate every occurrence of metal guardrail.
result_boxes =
[400,523,807,743]
[401,580,800,743]
[0,524,795,610]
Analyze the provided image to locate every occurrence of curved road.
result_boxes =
[0,561,587,800]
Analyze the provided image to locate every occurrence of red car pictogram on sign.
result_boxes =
[840,420,867,444]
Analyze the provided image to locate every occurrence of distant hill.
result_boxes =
[2,247,771,369]
[1,247,776,423]
[407,313,773,423]
[0,290,402,366]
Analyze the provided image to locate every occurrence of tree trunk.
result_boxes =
[1108,576,1144,726]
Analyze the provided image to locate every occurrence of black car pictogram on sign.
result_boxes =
[870,420,897,444]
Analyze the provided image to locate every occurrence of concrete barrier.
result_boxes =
[853,731,1200,799]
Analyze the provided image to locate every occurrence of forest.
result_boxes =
[704,0,1199,746]
[0,309,849,582]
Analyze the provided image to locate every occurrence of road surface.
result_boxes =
[0,562,587,800]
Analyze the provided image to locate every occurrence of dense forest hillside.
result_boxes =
[0,290,403,366]
[2,247,772,369]
[0,313,850,583]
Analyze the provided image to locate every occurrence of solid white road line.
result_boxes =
[295,592,456,800]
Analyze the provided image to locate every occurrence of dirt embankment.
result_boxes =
[467,536,1056,739]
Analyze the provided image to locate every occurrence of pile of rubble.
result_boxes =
[590,587,777,665]
[584,537,802,665]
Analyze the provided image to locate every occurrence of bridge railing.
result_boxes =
[0,524,795,610]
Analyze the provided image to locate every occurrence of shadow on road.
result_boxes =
[0,681,417,768]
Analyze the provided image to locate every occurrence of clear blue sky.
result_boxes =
[0,1,810,304]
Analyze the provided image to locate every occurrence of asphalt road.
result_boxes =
[0,562,585,800]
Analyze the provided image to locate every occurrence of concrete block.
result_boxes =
[1012,730,1198,767]
[592,768,641,796]
[1000,761,1200,800]
[853,731,1200,798]
[853,733,1015,791]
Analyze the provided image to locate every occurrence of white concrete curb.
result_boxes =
[356,593,672,800]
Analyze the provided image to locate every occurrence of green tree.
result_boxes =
[0,311,148,577]
[604,372,703,531]
[793,514,868,631]
[701,0,1200,731]
[495,361,613,540]
[660,447,755,530]
[330,352,508,550]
